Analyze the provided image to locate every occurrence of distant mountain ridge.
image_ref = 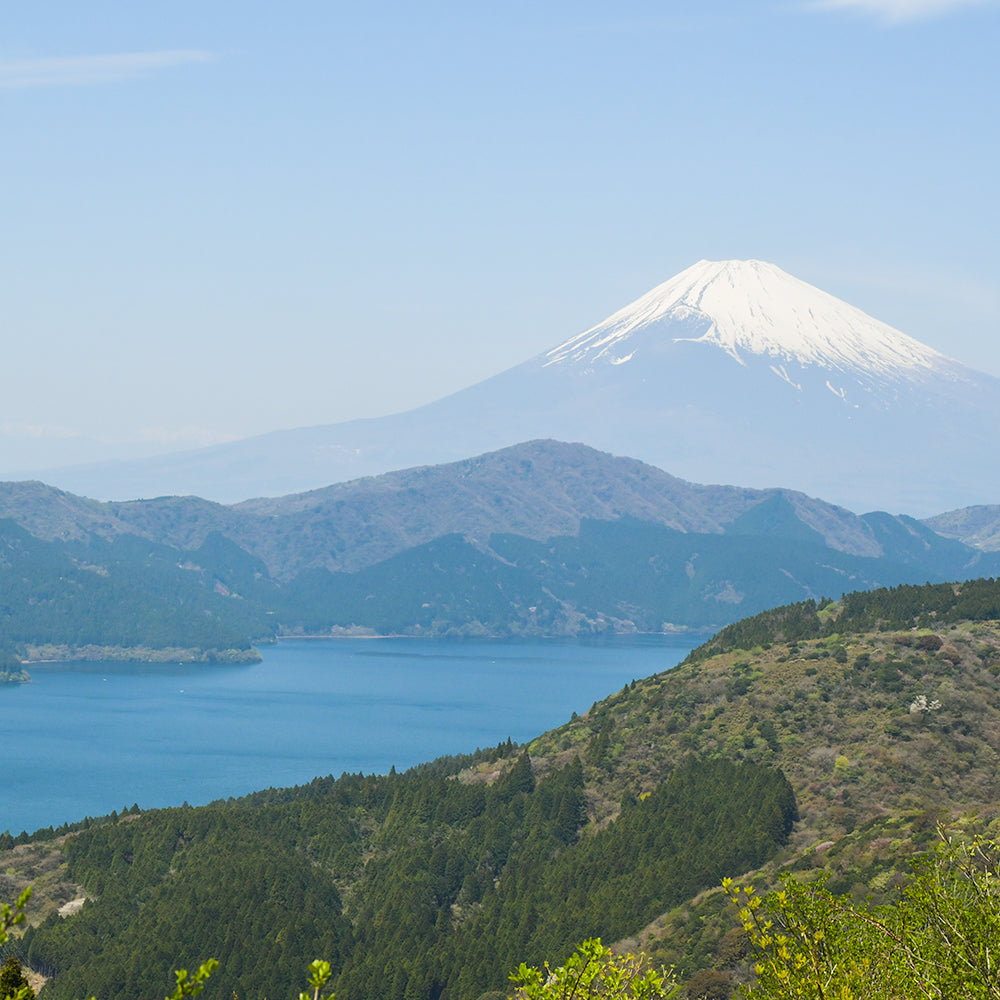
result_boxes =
[0,441,976,578]
[1,441,999,647]
[29,260,1000,513]
[923,504,1000,552]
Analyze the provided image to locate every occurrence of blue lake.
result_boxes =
[0,635,696,836]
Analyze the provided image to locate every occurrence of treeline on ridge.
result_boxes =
[688,577,1000,663]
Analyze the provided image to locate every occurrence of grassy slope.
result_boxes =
[528,617,1000,836]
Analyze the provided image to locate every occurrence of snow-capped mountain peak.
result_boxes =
[544,259,947,380]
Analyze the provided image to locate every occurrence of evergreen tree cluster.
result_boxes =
[0,956,34,1000]
[21,755,794,1000]
[0,521,270,658]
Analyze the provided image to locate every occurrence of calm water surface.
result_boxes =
[0,636,695,836]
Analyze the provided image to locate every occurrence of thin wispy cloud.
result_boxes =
[0,50,215,89]
[134,426,240,448]
[810,0,996,22]
[0,422,83,440]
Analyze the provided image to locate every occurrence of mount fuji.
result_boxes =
[35,259,1000,514]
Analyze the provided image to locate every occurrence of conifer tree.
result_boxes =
[0,957,34,1000]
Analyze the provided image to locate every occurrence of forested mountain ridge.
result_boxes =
[2,441,1000,660]
[0,519,270,664]
[8,578,1000,1000]
[0,441,987,578]
[3,506,998,660]
[269,515,999,635]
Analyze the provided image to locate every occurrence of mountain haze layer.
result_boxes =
[923,504,1000,552]
[32,260,1000,514]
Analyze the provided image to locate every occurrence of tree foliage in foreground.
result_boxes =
[0,890,32,1000]
[510,938,679,1000]
[725,835,1000,999]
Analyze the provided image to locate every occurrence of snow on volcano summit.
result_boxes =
[31,256,1000,515]
[544,259,947,381]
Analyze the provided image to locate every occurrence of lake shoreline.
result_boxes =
[0,635,696,837]
[22,644,262,665]
[276,628,713,642]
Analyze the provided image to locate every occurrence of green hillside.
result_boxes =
[16,755,793,1000]
[6,578,1000,999]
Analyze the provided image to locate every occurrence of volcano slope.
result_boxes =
[39,259,1000,515]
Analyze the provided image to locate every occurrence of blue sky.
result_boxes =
[2,0,998,470]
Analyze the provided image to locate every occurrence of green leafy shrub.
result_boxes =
[724,834,1000,998]
[510,938,679,1000]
